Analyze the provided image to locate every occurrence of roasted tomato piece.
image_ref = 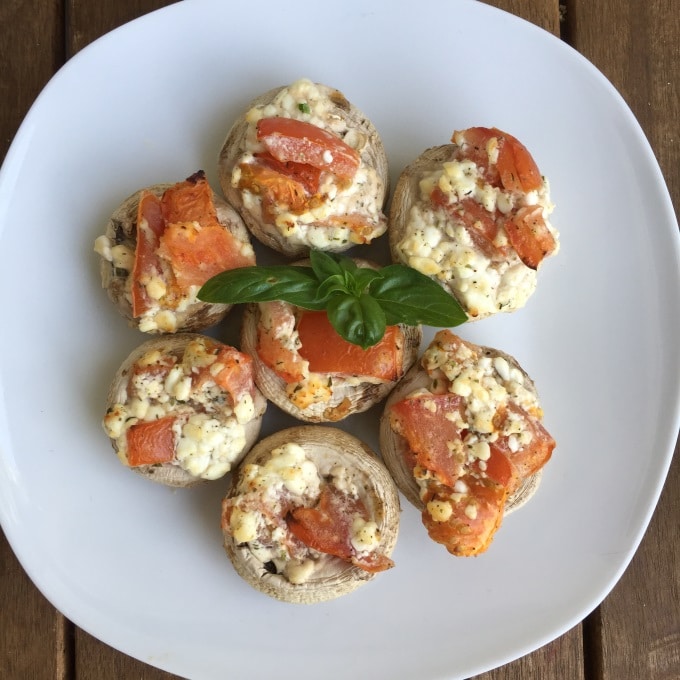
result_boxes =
[287,485,362,561]
[453,126,543,193]
[491,402,556,493]
[126,415,177,466]
[297,311,402,381]
[287,484,393,573]
[160,171,218,226]
[422,476,507,556]
[237,161,309,218]
[157,222,255,289]
[132,191,167,317]
[389,393,467,487]
[212,347,256,406]
[504,204,557,269]
[257,117,360,180]
[253,151,323,195]
[495,129,543,193]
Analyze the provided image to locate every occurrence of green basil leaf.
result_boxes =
[309,249,344,282]
[369,264,467,327]
[338,256,358,275]
[326,293,386,349]
[309,249,364,298]
[198,253,467,350]
[198,265,325,310]
[352,267,383,292]
[316,273,350,301]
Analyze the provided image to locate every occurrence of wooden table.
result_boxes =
[1,1,678,678]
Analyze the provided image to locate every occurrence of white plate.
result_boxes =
[1,1,678,678]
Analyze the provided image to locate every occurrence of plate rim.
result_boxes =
[1,1,679,678]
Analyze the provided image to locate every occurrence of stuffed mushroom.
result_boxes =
[380,329,555,556]
[102,333,266,487]
[222,426,400,603]
[94,170,255,333]
[218,78,389,257]
[390,127,559,320]
[239,260,421,422]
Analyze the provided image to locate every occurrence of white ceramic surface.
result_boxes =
[1,1,678,678]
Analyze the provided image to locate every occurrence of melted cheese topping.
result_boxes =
[103,338,258,480]
[396,334,546,523]
[226,443,381,584]
[396,153,559,318]
[397,335,547,530]
[421,337,541,444]
[233,78,386,250]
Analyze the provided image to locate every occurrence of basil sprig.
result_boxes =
[198,250,466,349]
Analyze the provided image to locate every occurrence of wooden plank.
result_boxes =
[75,629,182,680]
[0,530,69,679]
[0,0,65,157]
[592,453,680,680]
[567,0,680,208]
[0,1,69,678]
[66,4,181,675]
[63,0,178,660]
[481,0,561,36]
[471,626,585,680]
[470,6,586,680]
[66,0,175,56]
[566,1,680,678]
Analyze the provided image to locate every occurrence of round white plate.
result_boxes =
[1,1,678,678]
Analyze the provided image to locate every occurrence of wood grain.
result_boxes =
[568,0,680,209]
[0,1,67,677]
[472,626,585,680]
[0,531,67,680]
[594,453,680,680]
[0,0,64,157]
[64,2,182,674]
[567,1,680,678]
[66,0,173,56]
[74,629,182,680]
[471,3,587,679]
[481,0,561,36]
